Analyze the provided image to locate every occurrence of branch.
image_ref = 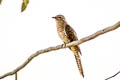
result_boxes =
[105,70,120,80]
[0,21,120,79]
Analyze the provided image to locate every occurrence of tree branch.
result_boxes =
[105,70,120,80]
[0,21,120,79]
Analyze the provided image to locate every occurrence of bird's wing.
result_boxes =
[65,25,82,55]
[65,24,78,41]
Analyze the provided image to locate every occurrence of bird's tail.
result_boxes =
[70,46,84,77]
[74,52,84,77]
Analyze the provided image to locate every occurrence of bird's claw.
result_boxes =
[62,43,66,48]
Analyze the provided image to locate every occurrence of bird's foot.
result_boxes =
[62,43,66,48]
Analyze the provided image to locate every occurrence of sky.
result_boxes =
[0,0,120,80]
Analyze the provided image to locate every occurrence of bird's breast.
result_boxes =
[57,25,70,43]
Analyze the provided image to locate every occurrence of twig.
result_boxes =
[105,71,120,80]
[15,73,17,80]
[0,21,120,79]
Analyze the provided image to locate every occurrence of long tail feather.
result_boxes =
[70,46,84,77]
[74,52,84,77]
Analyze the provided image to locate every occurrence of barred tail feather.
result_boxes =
[69,46,82,55]
[70,46,84,77]
[74,52,84,77]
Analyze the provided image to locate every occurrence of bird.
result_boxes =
[52,14,84,77]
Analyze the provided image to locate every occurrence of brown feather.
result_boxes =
[53,15,84,77]
[65,25,82,55]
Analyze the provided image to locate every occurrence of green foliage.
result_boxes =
[0,0,2,4]
[0,0,29,12]
[21,0,29,12]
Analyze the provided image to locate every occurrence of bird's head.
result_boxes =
[52,15,65,21]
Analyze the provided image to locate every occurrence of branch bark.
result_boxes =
[0,21,120,79]
[105,70,120,80]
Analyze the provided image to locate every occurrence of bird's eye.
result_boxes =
[58,17,61,18]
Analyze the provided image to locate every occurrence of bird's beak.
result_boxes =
[52,16,56,19]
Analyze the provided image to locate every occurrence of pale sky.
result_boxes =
[0,0,120,80]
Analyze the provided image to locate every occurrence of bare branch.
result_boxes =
[105,71,120,80]
[0,21,120,79]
